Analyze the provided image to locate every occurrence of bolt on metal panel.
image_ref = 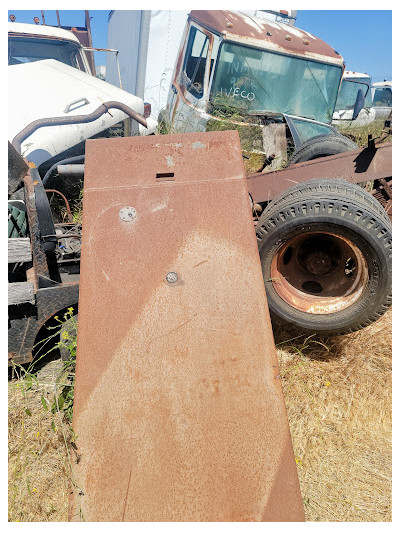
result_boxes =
[69,130,304,522]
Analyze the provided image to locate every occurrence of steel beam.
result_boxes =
[247,142,392,204]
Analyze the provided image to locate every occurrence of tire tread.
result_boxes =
[256,179,392,335]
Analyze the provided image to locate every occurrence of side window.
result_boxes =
[183,26,209,98]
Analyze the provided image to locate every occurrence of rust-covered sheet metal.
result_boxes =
[247,141,392,204]
[69,130,304,522]
[190,10,343,64]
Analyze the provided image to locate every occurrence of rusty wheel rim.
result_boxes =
[270,232,369,314]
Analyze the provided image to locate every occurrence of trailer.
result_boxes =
[106,10,189,133]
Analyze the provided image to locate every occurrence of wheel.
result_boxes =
[59,316,78,362]
[289,134,358,164]
[256,179,392,335]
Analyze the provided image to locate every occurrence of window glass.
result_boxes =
[335,79,371,111]
[183,27,209,97]
[8,36,82,70]
[211,42,342,123]
[289,117,337,144]
[372,87,392,108]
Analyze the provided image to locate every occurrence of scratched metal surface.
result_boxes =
[69,130,304,522]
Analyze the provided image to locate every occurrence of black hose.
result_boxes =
[43,155,85,186]
[12,101,148,154]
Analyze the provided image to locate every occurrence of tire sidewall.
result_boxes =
[289,134,358,164]
[259,216,390,333]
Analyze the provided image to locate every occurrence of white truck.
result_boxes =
[8,17,158,366]
[332,70,392,128]
[333,71,372,125]
[8,20,156,171]
[371,81,392,120]
[333,71,391,127]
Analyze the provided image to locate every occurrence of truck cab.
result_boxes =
[8,20,156,170]
[8,22,92,73]
[163,10,348,168]
[371,81,392,119]
[333,71,373,127]
[333,73,392,128]
[8,19,151,366]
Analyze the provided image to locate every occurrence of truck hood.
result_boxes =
[9,59,145,166]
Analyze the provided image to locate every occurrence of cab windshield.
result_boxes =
[335,78,372,111]
[210,42,342,124]
[8,36,84,70]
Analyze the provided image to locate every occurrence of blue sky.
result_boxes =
[8,9,392,83]
[296,10,392,83]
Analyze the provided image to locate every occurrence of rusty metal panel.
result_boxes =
[189,10,343,64]
[247,141,392,204]
[69,130,304,522]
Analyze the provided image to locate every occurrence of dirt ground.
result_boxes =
[8,309,391,522]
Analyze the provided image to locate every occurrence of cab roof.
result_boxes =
[8,22,81,45]
[343,71,370,79]
[372,81,392,88]
[189,10,343,66]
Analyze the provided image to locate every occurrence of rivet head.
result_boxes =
[166,272,178,284]
[119,206,137,222]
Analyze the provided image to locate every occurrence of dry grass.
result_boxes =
[8,310,391,522]
[338,119,392,148]
[275,308,392,521]
[8,360,72,522]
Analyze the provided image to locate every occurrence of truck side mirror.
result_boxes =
[352,88,365,120]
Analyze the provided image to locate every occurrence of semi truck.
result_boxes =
[333,71,372,126]
[105,9,298,128]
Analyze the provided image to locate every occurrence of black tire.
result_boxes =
[256,179,392,335]
[59,316,78,362]
[289,134,358,165]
